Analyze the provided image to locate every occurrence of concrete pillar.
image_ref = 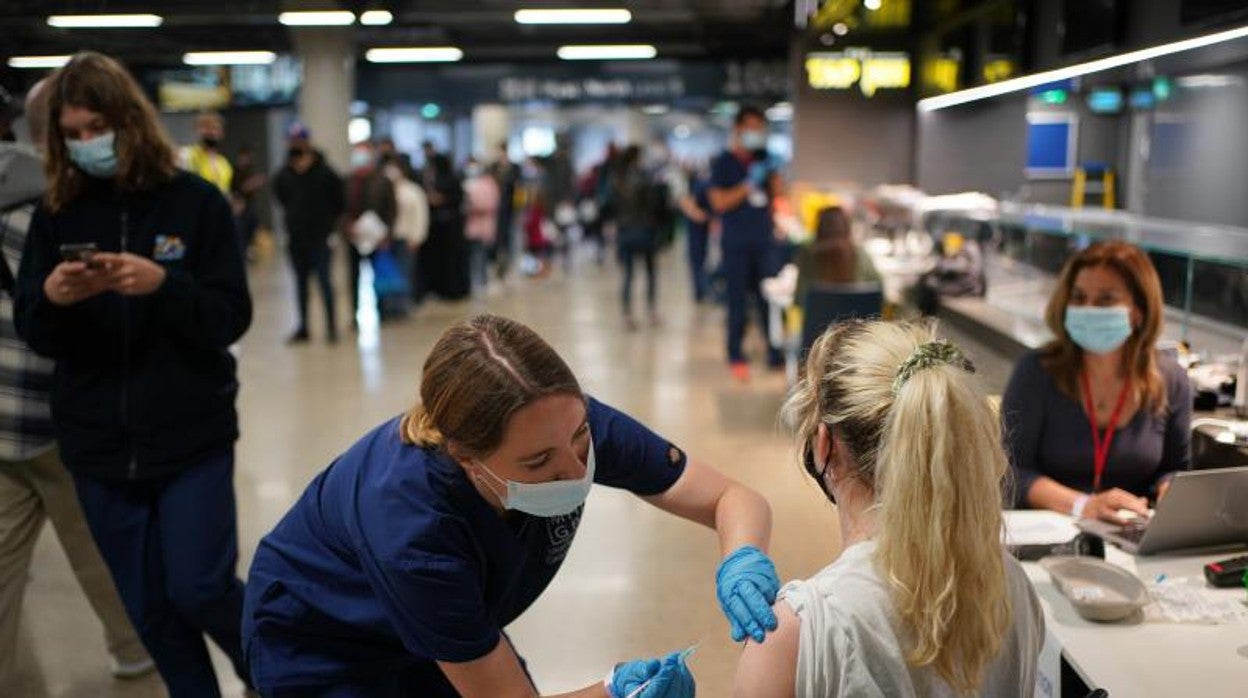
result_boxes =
[291,28,355,173]
[473,103,510,163]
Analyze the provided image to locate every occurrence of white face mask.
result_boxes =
[472,437,596,517]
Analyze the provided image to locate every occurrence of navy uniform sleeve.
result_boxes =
[363,517,501,664]
[1156,358,1192,491]
[14,204,76,358]
[1001,352,1048,508]
[588,397,687,495]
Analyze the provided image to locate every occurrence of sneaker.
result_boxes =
[285,330,310,345]
[111,656,156,680]
[730,362,751,384]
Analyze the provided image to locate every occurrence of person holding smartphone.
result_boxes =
[14,52,251,697]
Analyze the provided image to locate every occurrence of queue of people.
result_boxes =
[0,48,1201,698]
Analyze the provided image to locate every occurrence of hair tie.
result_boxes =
[891,340,976,396]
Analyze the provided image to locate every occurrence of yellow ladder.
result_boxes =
[1071,163,1116,209]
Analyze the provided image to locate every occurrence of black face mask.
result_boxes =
[288,147,306,160]
[803,443,836,505]
[200,136,219,149]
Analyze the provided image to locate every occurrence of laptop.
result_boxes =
[1077,466,1248,555]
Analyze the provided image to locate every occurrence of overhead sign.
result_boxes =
[805,49,910,96]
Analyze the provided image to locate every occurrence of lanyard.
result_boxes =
[1079,372,1132,492]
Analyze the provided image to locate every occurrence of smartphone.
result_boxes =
[59,242,101,268]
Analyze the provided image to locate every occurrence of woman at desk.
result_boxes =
[793,206,879,302]
[1001,241,1191,524]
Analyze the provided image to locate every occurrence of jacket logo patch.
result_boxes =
[153,235,186,262]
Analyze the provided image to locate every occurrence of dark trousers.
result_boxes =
[723,240,781,365]
[290,244,335,336]
[73,450,247,698]
[686,223,710,301]
[619,238,656,317]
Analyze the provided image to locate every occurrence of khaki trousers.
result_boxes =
[0,447,147,686]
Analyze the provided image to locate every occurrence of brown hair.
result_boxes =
[400,314,583,457]
[43,51,176,212]
[1041,240,1167,413]
[810,206,858,284]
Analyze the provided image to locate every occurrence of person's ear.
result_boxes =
[816,423,833,470]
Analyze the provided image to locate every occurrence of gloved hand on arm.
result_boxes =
[716,545,781,643]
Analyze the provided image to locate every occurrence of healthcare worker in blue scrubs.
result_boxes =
[709,105,783,384]
[242,314,780,697]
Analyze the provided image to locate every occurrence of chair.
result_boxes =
[799,281,885,362]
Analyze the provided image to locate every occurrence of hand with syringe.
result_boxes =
[606,644,698,698]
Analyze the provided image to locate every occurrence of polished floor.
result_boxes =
[10,241,1012,697]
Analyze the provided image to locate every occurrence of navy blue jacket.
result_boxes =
[15,172,251,480]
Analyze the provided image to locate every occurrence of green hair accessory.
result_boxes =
[891,340,976,396]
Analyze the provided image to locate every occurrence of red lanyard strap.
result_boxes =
[1079,372,1132,493]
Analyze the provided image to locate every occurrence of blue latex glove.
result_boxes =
[747,161,770,189]
[716,545,780,643]
[609,651,696,698]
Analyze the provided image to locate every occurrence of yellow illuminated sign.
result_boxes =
[922,55,960,94]
[983,58,1017,84]
[806,49,910,96]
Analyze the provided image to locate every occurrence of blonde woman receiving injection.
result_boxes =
[734,320,1044,697]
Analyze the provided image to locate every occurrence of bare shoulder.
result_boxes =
[733,599,800,698]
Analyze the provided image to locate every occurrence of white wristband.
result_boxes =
[1071,494,1091,519]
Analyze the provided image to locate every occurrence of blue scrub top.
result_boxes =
[710,150,772,249]
[243,397,688,689]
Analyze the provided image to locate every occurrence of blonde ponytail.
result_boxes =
[785,319,1012,693]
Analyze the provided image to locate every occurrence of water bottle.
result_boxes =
[1235,336,1248,418]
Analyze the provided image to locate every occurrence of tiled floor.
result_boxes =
[9,243,1012,697]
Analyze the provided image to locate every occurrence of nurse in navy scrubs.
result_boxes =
[243,314,780,697]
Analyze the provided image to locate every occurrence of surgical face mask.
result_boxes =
[472,438,596,517]
[740,129,768,151]
[1065,305,1133,355]
[66,131,118,179]
[350,149,374,170]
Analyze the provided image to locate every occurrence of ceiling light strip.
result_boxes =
[278,11,356,27]
[47,14,163,28]
[557,44,656,61]
[365,47,464,63]
[184,51,277,66]
[7,55,73,69]
[515,9,632,25]
[918,23,1248,111]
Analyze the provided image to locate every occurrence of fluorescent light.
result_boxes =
[515,9,631,25]
[642,104,669,115]
[365,47,463,63]
[7,55,72,69]
[864,0,882,10]
[183,51,277,66]
[919,22,1248,111]
[278,11,356,26]
[47,14,163,28]
[360,10,394,26]
[1176,73,1244,88]
[557,44,656,61]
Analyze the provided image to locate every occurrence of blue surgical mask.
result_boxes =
[66,131,118,178]
[740,130,768,151]
[350,149,374,170]
[472,438,596,517]
[1065,305,1133,354]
